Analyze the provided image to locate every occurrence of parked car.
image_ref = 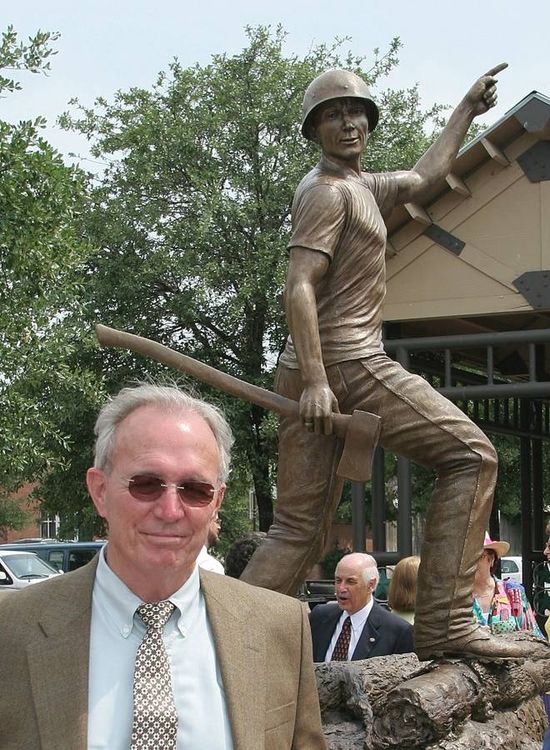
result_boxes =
[0,541,105,573]
[0,550,61,590]
[500,556,522,583]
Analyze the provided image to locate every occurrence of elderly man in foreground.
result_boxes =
[310,553,413,662]
[0,383,326,750]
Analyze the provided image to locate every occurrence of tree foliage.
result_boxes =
[0,26,93,533]
[53,25,446,533]
[3,25,470,545]
[0,25,59,95]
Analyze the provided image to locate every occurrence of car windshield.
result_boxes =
[2,553,58,579]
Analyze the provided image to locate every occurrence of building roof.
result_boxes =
[386,91,550,237]
[384,90,550,344]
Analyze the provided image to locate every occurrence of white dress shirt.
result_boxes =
[88,547,234,749]
[325,598,374,661]
[197,545,225,574]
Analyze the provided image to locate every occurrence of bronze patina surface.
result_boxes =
[241,64,549,660]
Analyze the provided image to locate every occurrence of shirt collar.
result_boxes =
[340,597,374,631]
[94,546,202,639]
[94,546,142,638]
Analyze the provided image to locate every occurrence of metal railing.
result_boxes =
[384,328,550,401]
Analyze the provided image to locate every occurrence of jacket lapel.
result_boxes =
[352,600,382,659]
[200,570,265,750]
[27,559,97,750]
[313,603,342,661]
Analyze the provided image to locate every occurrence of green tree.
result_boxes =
[0,25,59,94]
[0,26,94,532]
[56,25,445,532]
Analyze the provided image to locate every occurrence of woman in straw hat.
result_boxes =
[472,532,542,636]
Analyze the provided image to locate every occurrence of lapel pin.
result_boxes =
[369,637,376,643]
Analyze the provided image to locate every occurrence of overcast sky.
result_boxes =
[4,0,548,166]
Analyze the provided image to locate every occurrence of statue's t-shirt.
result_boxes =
[280,159,399,369]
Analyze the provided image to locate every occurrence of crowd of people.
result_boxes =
[226,522,550,747]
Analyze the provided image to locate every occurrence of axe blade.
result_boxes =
[336,410,381,482]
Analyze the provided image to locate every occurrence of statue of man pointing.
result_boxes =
[242,63,548,660]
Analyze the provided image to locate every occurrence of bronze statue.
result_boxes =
[241,63,549,660]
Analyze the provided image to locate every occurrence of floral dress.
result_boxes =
[472,577,543,637]
[544,615,550,750]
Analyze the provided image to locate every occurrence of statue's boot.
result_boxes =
[415,628,550,661]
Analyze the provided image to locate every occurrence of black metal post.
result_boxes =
[532,408,544,550]
[351,481,366,552]
[520,399,533,604]
[397,457,413,556]
[533,346,546,551]
[371,447,386,551]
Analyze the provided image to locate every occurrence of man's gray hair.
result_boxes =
[361,556,380,587]
[93,383,234,482]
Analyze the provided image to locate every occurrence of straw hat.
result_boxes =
[483,531,510,559]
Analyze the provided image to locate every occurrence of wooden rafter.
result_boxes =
[481,137,510,166]
[446,172,471,197]
[404,202,432,225]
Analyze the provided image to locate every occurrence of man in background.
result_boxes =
[310,553,413,662]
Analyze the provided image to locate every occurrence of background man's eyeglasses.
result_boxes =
[125,474,218,507]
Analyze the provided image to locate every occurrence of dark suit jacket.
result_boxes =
[0,557,326,750]
[309,600,414,662]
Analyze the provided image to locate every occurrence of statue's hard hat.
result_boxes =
[301,69,380,140]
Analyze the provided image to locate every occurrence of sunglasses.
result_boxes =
[125,474,218,507]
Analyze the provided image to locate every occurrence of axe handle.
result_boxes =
[96,324,350,438]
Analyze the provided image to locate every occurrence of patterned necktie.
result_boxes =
[331,616,352,661]
[131,600,178,749]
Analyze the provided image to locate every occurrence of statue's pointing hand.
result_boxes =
[466,62,508,116]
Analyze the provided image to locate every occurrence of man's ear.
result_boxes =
[86,467,108,519]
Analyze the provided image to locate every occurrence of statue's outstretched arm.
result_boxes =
[393,63,508,204]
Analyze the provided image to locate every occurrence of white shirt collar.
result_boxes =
[340,597,374,631]
[95,545,201,639]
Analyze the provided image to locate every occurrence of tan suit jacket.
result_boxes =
[0,557,326,749]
